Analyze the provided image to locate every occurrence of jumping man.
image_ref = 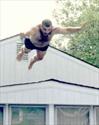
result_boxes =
[17,19,86,70]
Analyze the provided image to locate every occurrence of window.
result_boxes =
[96,107,99,125]
[16,40,28,61]
[55,106,89,125]
[0,107,3,125]
[11,106,46,125]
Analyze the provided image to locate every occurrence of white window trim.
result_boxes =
[9,104,47,125]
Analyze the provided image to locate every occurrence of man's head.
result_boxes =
[40,19,53,36]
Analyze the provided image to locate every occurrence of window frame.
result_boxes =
[95,107,99,125]
[16,40,28,61]
[10,104,48,125]
[0,105,4,125]
[55,105,90,125]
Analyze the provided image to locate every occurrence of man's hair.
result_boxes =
[42,19,52,27]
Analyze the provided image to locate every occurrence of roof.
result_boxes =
[51,46,99,69]
[0,34,99,88]
[0,34,99,69]
[0,79,99,105]
[0,35,99,105]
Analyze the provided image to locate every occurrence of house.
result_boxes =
[0,35,99,125]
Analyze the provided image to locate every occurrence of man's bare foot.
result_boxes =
[16,51,24,61]
[28,58,35,70]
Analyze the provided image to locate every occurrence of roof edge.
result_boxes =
[50,45,99,69]
[0,78,99,90]
[0,34,20,42]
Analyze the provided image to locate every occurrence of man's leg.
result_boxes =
[16,45,30,61]
[28,50,46,70]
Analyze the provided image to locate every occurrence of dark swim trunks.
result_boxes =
[24,38,49,51]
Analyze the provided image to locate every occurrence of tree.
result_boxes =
[53,0,99,67]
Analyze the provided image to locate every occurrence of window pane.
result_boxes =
[96,107,99,125]
[16,40,28,61]
[56,106,89,125]
[11,106,46,125]
[0,107,3,125]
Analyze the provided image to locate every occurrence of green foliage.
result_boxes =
[53,0,99,67]
[67,7,99,67]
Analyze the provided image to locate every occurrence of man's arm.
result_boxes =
[20,31,31,38]
[20,27,37,38]
[53,23,86,35]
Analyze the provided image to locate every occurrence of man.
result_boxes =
[17,19,85,70]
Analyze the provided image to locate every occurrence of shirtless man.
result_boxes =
[17,19,85,70]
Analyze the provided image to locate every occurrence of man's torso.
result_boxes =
[29,25,54,47]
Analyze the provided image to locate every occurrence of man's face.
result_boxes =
[41,25,52,36]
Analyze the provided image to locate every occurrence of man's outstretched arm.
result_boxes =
[53,22,86,34]
[20,31,31,38]
[19,27,37,38]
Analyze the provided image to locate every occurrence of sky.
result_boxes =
[0,0,57,40]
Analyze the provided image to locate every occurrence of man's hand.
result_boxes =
[20,32,25,39]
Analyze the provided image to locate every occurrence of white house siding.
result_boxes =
[0,81,99,105]
[0,36,19,85]
[0,35,99,88]
[44,48,99,87]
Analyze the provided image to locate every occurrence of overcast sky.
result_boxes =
[0,0,57,39]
